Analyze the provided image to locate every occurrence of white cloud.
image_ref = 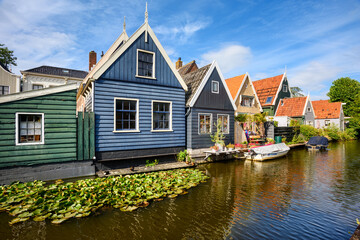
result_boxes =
[154,19,209,44]
[200,44,252,74]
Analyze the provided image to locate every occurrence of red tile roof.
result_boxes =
[253,74,283,106]
[275,97,308,117]
[225,74,246,100]
[312,100,342,119]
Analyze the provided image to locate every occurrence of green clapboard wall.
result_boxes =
[0,89,78,168]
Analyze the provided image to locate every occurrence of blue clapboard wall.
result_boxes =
[94,31,186,154]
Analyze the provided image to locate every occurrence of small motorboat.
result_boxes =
[306,136,328,151]
[244,143,290,161]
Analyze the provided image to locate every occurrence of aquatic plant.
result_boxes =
[0,169,209,225]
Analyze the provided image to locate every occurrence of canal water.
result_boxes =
[1,141,360,240]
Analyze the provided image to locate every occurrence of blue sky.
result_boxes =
[1,0,360,100]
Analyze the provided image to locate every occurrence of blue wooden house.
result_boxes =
[77,15,188,167]
[180,60,236,151]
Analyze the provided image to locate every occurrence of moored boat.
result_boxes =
[244,143,290,161]
[305,136,328,151]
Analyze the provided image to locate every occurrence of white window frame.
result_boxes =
[283,85,288,92]
[211,81,219,94]
[217,114,230,134]
[325,120,330,126]
[32,84,44,90]
[198,113,212,135]
[151,100,173,132]
[15,112,45,146]
[113,97,140,133]
[136,49,156,79]
[307,107,311,112]
[0,85,10,95]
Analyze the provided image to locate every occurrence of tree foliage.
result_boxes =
[327,77,360,116]
[290,87,304,97]
[0,44,17,67]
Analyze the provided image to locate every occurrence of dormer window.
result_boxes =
[211,81,219,94]
[265,96,272,104]
[136,49,155,79]
[283,85,288,92]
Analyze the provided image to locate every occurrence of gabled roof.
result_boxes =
[312,100,342,119]
[178,60,198,76]
[0,62,11,73]
[275,96,308,117]
[82,21,188,91]
[225,73,263,112]
[225,74,246,100]
[0,84,77,104]
[182,60,236,110]
[22,66,88,79]
[253,73,285,106]
[182,64,211,106]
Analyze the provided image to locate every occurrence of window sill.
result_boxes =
[151,129,173,132]
[16,142,44,146]
[113,130,140,133]
[135,75,156,80]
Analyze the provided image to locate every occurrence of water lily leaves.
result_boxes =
[0,169,209,225]
[9,217,29,225]
[33,213,51,222]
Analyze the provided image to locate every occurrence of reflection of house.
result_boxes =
[312,100,345,130]
[181,60,236,150]
[77,14,188,164]
[253,72,291,116]
[225,73,262,143]
[0,84,94,184]
[275,96,315,126]
[0,62,20,95]
[21,66,87,91]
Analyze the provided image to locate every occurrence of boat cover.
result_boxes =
[307,136,328,146]
[250,143,290,154]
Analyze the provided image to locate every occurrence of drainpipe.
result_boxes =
[185,107,191,117]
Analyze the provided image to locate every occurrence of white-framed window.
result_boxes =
[211,81,219,94]
[325,120,330,126]
[152,100,172,132]
[265,96,273,104]
[283,85,288,92]
[217,114,229,134]
[198,113,212,134]
[113,98,139,132]
[136,49,155,79]
[32,84,43,90]
[15,113,44,145]
[307,107,311,112]
[0,85,9,95]
[241,96,254,107]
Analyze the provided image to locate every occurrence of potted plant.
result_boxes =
[210,145,219,152]
[226,143,235,150]
[239,141,248,148]
[266,138,275,144]
[211,120,225,151]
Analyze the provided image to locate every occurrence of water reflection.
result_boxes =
[1,141,360,240]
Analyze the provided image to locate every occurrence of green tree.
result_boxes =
[290,87,304,97]
[0,44,17,67]
[327,77,360,116]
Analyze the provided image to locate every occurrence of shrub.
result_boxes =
[325,124,340,141]
[290,119,300,127]
[274,121,278,127]
[300,125,319,140]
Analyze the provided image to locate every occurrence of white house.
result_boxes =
[312,100,345,130]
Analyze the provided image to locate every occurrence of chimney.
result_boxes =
[176,57,183,69]
[89,51,97,71]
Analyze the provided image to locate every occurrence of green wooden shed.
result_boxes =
[0,84,94,184]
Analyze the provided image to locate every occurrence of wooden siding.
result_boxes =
[304,100,315,125]
[186,108,234,149]
[273,78,291,114]
[94,79,185,153]
[0,90,77,168]
[193,68,234,110]
[101,32,182,89]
